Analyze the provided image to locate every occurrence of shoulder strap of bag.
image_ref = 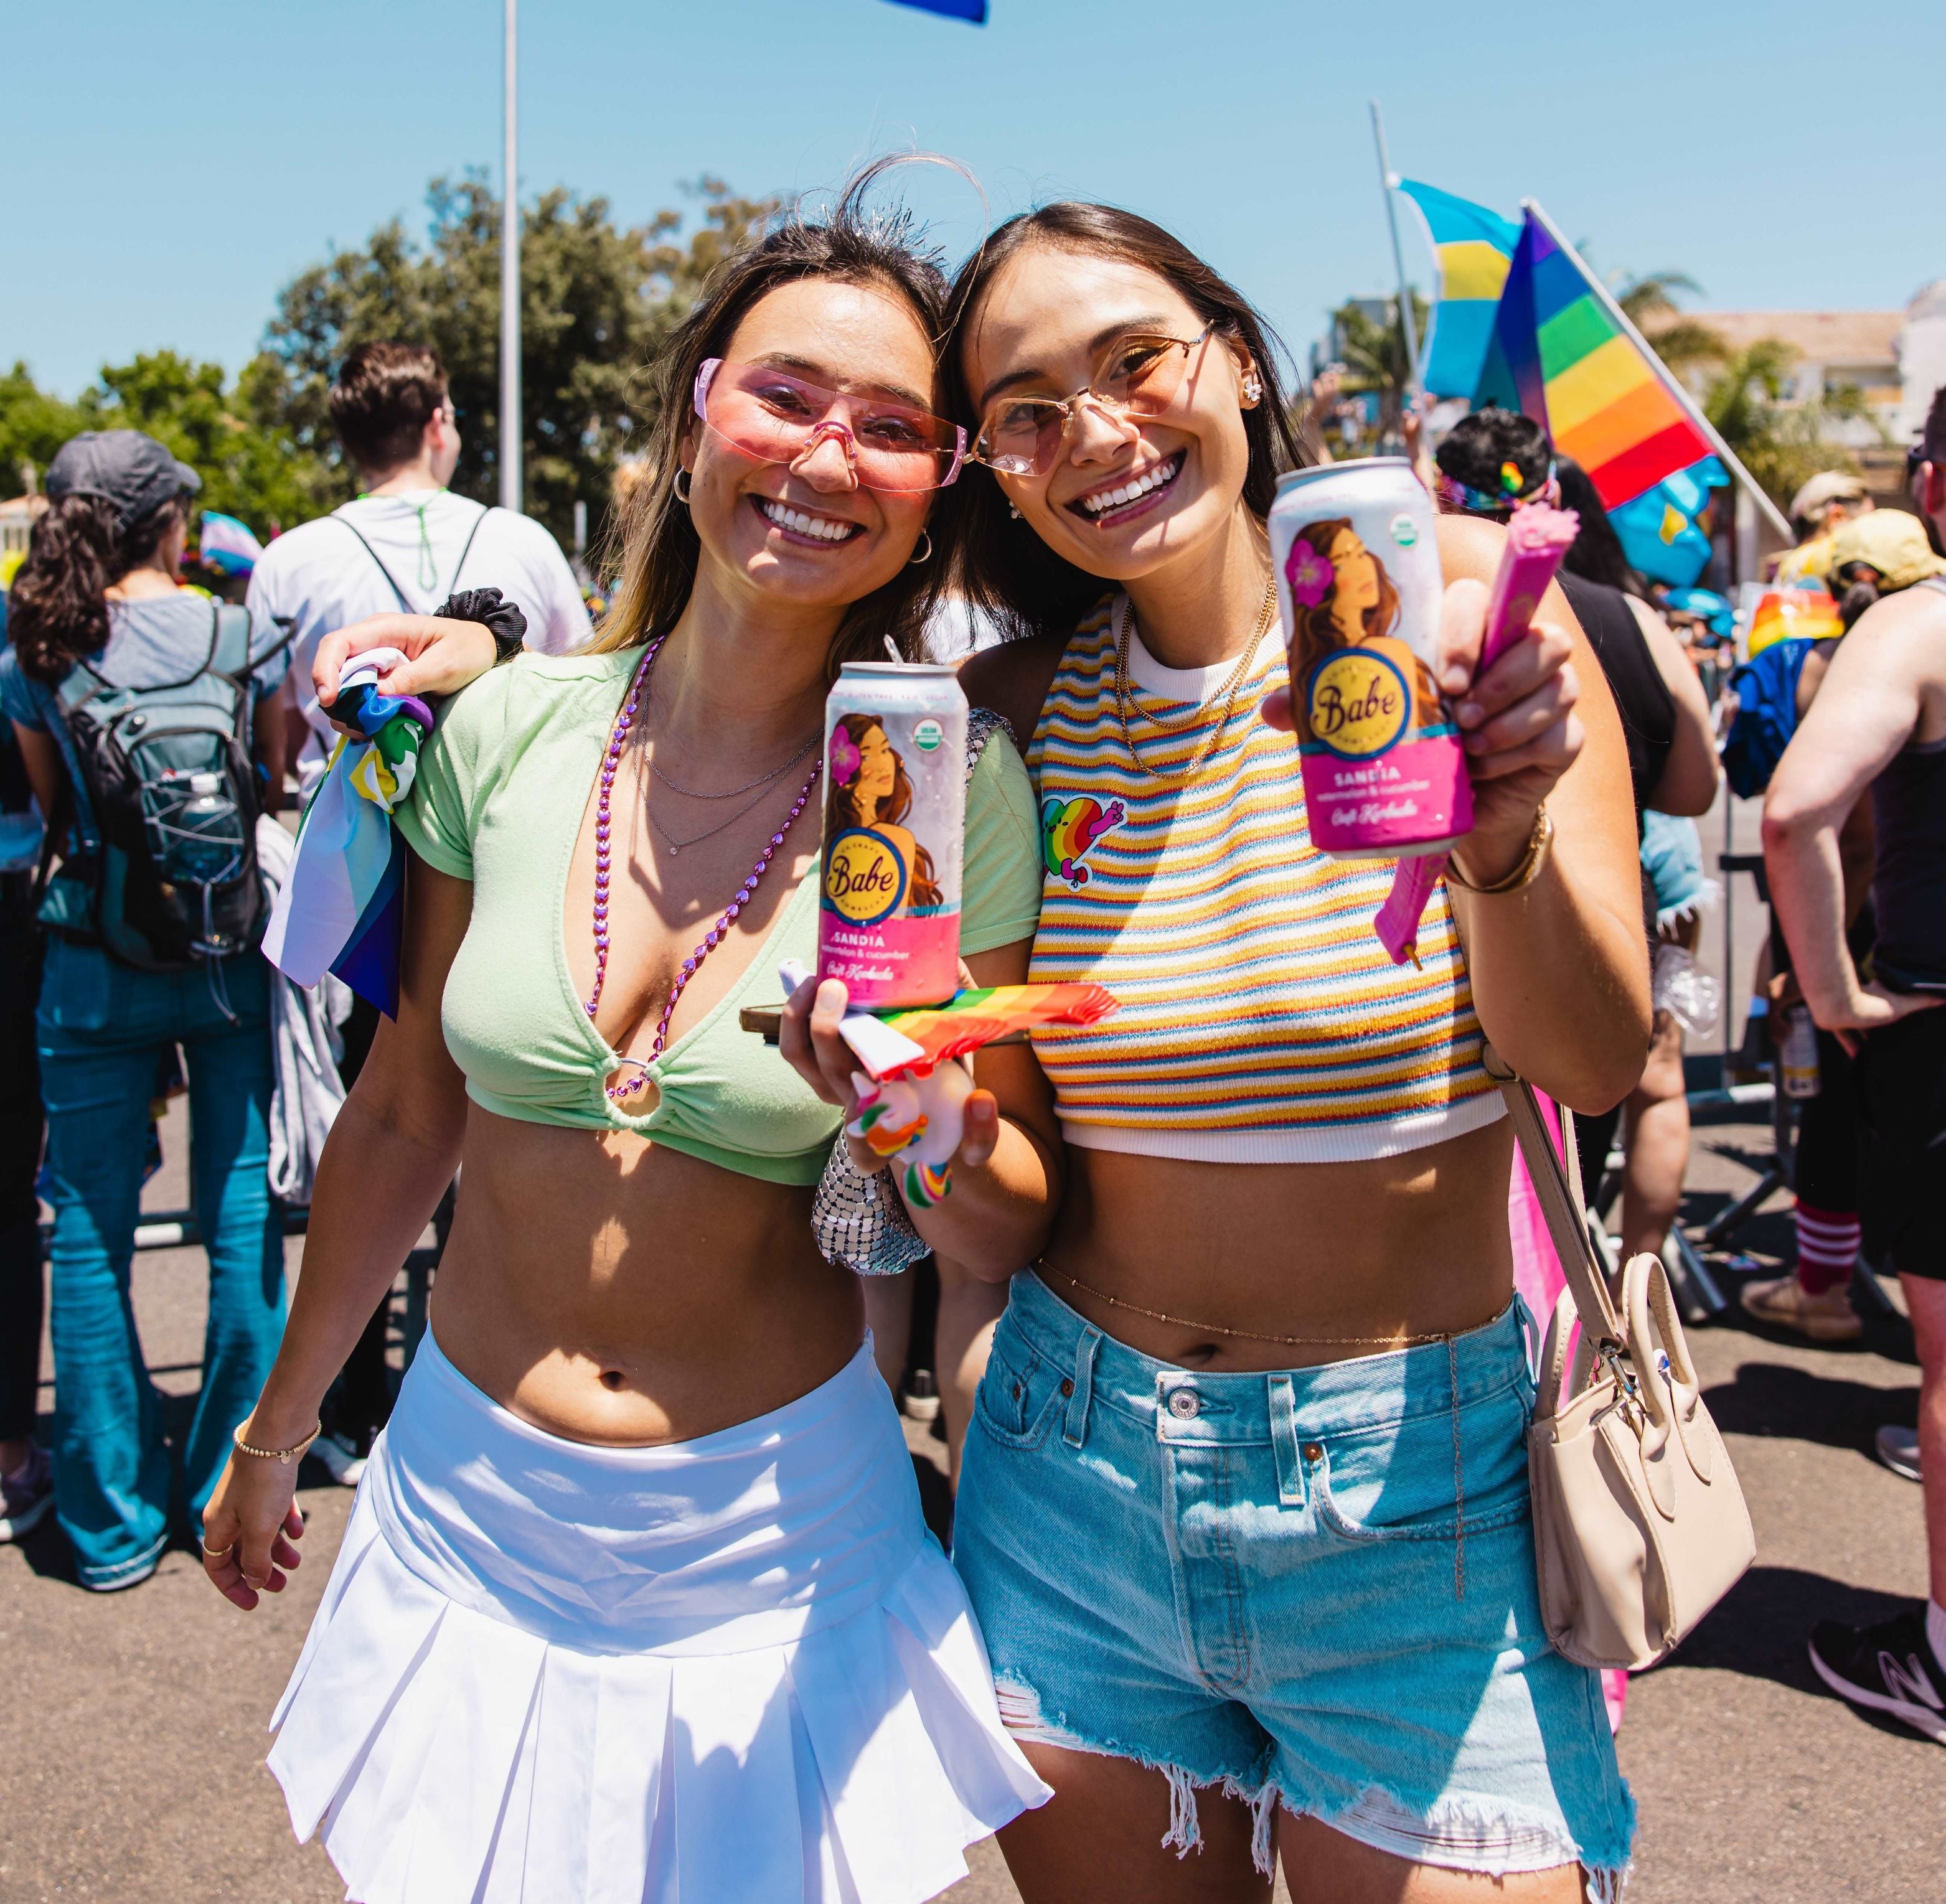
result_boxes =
[1491,1056,1622,1346]
[334,512,414,611]
[446,504,494,597]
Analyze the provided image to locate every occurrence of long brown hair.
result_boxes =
[944,200,1307,642]
[9,491,189,685]
[1287,517,1403,741]
[824,712,942,907]
[591,163,962,677]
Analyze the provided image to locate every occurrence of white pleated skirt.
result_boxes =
[269,1331,1050,1904]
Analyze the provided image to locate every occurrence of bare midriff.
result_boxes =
[428,1104,862,1447]
[1039,1116,1518,1372]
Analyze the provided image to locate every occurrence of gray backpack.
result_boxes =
[50,599,279,970]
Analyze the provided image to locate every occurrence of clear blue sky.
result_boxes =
[8,0,1944,396]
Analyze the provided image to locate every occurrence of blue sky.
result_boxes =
[8,0,1944,396]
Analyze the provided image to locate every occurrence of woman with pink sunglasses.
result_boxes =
[198,182,1058,1902]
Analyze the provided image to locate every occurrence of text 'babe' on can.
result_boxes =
[1269,459,1474,859]
[819,662,967,1009]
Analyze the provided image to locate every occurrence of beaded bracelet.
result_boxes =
[1447,806,1555,896]
[233,1419,322,1465]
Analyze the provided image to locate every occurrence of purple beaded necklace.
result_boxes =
[586,635,822,1104]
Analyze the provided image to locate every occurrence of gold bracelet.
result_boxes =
[1447,805,1554,896]
[233,1419,322,1465]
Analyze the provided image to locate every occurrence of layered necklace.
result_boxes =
[585,636,822,1102]
[1111,578,1277,781]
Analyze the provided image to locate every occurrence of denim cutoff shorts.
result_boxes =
[953,1271,1635,1895]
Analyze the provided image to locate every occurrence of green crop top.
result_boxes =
[392,647,1043,1185]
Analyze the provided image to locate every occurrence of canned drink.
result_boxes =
[1269,458,1472,858]
[819,662,967,1008]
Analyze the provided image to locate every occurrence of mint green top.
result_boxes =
[392,647,1043,1184]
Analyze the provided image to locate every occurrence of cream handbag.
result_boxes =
[1497,1066,1756,1671]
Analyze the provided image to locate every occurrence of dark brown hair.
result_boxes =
[824,712,941,906]
[592,163,961,675]
[8,491,189,685]
[329,342,449,474]
[943,201,1307,642]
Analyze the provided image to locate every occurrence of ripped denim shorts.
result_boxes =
[952,1270,1635,1899]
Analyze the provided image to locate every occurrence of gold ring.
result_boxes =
[201,1539,235,1561]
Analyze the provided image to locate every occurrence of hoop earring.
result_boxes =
[674,470,692,504]
[908,530,933,566]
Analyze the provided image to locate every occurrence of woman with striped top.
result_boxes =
[923,206,1650,1903]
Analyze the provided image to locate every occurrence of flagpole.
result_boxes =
[1368,101,1421,415]
[500,0,522,514]
[1521,198,1792,544]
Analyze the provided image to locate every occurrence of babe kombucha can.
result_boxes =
[1268,459,1472,858]
[818,662,967,1008]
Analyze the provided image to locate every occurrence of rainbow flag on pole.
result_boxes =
[1394,181,1520,400]
[1476,207,1726,584]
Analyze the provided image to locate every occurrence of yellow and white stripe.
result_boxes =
[1026,599,1502,1163]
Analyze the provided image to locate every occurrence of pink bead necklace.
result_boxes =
[586,635,822,1103]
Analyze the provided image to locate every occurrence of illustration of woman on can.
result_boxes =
[824,713,944,916]
[1284,517,1442,743]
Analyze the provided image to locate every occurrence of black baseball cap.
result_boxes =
[46,430,200,532]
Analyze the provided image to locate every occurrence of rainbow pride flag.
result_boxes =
[1478,210,1716,515]
[1396,181,1521,401]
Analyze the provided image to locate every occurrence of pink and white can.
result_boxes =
[1269,458,1471,859]
[818,662,966,1009]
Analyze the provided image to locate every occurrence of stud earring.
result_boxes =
[1008,503,1022,520]
[1241,375,1263,405]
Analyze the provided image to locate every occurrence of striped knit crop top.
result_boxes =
[1025,596,1503,1164]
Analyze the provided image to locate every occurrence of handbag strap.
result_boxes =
[1490,1053,1623,1348]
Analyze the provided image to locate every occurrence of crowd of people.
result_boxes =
[1,166,1942,1902]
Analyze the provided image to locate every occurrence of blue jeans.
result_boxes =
[954,1272,1634,1893]
[37,940,286,1588]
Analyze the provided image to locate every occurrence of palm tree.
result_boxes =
[1615,271,1728,377]
[1703,339,1879,510]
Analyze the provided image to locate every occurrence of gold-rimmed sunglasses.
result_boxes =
[971,321,1220,477]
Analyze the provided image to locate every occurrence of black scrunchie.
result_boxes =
[435,588,528,666]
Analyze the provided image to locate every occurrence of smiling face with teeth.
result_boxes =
[960,243,1261,588]
[680,276,942,621]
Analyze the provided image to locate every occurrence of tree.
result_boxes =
[1321,293,1430,448]
[1703,338,1881,510]
[253,174,776,548]
[0,354,332,533]
[1615,270,1727,377]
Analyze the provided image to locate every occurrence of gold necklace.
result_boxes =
[1112,579,1277,781]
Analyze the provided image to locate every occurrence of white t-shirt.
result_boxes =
[247,490,591,788]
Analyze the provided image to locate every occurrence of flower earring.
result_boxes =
[1241,373,1263,406]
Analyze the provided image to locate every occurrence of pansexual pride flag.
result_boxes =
[1478,211,1717,516]
[1396,181,1520,400]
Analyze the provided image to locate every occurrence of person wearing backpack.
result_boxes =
[245,342,590,1484]
[0,429,292,1591]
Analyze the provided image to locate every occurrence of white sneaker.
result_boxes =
[1876,1425,1922,1483]
[312,1431,367,1488]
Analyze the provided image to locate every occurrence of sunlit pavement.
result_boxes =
[4,979,1940,1902]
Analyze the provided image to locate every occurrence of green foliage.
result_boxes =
[1615,270,1727,377]
[0,352,332,536]
[1703,339,1884,509]
[256,174,777,546]
[0,362,88,493]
